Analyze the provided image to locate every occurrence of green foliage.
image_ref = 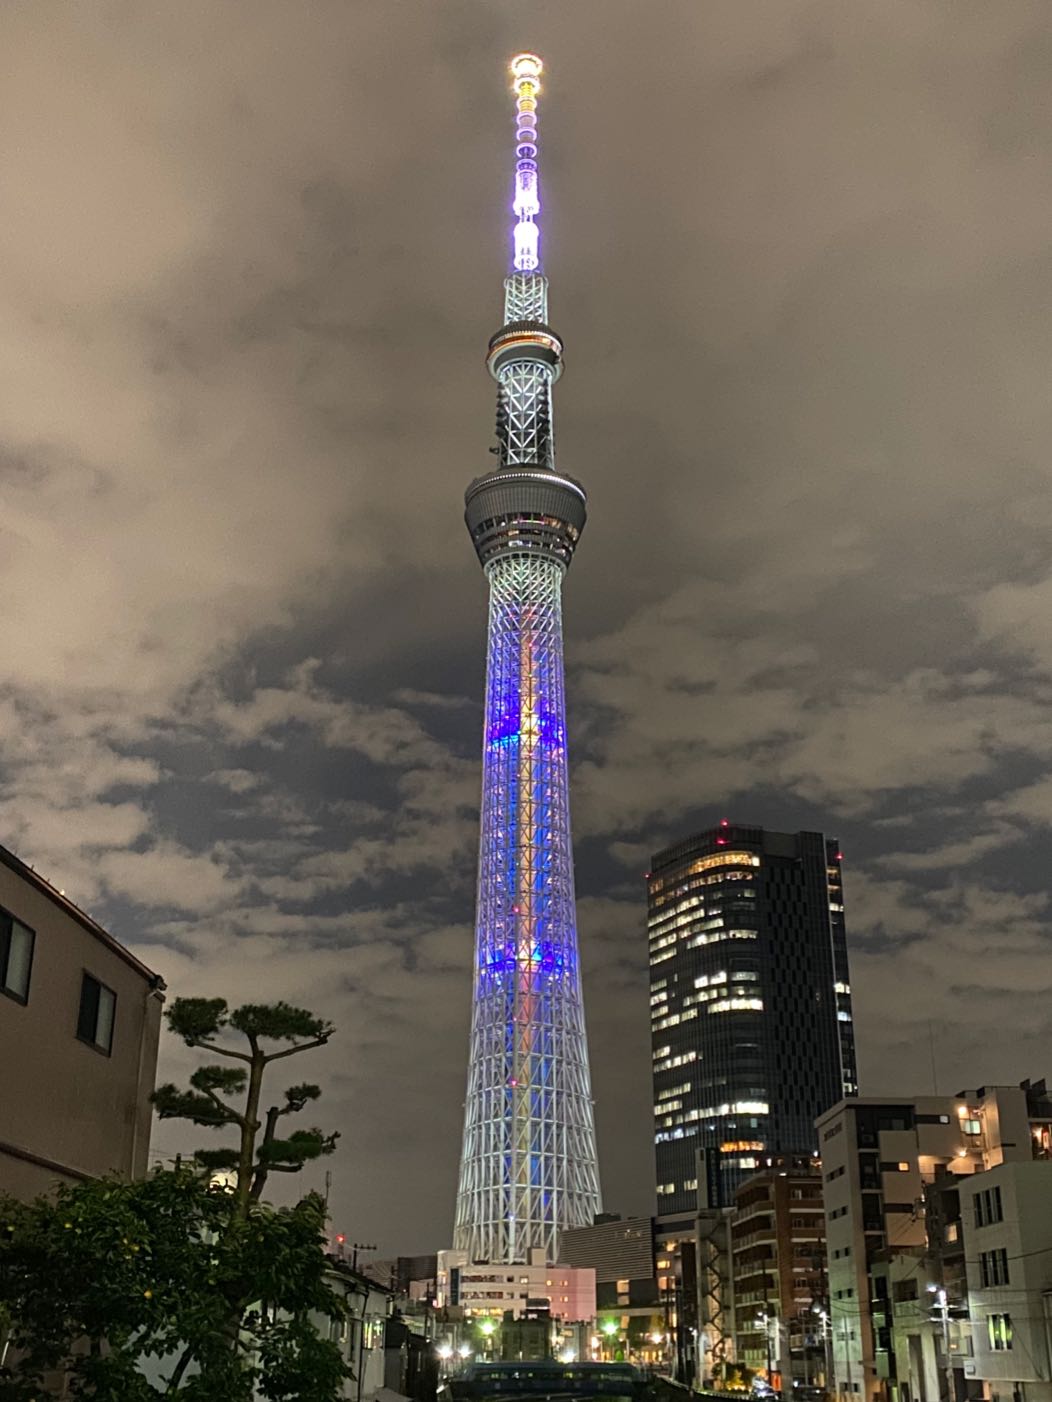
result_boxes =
[0,1169,349,1400]
[257,1129,339,1170]
[166,998,230,1045]
[152,1085,236,1128]
[228,1003,334,1044]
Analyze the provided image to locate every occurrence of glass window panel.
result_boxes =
[3,921,33,1000]
[96,984,116,1052]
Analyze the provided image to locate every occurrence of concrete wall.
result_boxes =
[0,852,163,1198]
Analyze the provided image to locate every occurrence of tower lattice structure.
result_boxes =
[453,55,602,1265]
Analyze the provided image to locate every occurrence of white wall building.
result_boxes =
[323,1266,392,1402]
[436,1248,596,1322]
[959,1161,1052,1402]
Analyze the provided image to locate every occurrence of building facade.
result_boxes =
[559,1214,657,1310]
[323,1265,392,1402]
[0,844,165,1199]
[958,1159,1052,1402]
[730,1157,827,1389]
[560,1214,676,1366]
[649,824,855,1213]
[817,1083,1052,1402]
[435,1248,596,1323]
[451,53,601,1267]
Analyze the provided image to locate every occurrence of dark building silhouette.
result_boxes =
[648,824,856,1210]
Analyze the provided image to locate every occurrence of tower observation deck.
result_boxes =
[453,54,602,1265]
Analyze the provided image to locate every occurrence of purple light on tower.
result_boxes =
[511,53,542,271]
[453,54,602,1264]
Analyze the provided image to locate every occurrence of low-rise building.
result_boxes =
[818,1081,1052,1402]
[0,844,165,1199]
[561,1213,673,1368]
[324,1264,392,1402]
[435,1248,596,1323]
[959,1159,1052,1402]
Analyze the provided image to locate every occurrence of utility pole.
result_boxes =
[351,1241,376,1272]
[757,1310,773,1384]
[818,1311,833,1394]
[930,1286,954,1402]
[842,1316,852,1402]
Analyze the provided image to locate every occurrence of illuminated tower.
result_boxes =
[453,54,602,1264]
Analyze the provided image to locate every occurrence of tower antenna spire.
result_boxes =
[510,53,543,273]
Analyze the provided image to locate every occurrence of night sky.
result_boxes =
[4,2,1052,1256]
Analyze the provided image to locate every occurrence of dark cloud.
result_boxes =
[2,0,1052,1251]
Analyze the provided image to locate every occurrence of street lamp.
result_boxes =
[599,1318,619,1362]
[814,1308,833,1391]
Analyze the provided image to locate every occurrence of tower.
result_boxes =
[452,54,602,1265]
[648,823,857,1212]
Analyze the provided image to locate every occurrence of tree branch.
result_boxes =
[166,1343,196,1393]
[187,1036,252,1063]
[197,1083,247,1128]
[262,1036,331,1064]
[249,1105,283,1202]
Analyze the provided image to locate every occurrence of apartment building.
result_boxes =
[0,844,165,1198]
[731,1156,827,1389]
[817,1083,1052,1402]
[958,1159,1052,1402]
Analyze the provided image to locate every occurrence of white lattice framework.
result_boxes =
[505,271,547,323]
[496,359,555,470]
[453,556,601,1263]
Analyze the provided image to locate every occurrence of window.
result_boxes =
[979,1249,1009,1288]
[974,1186,1004,1229]
[988,1314,1012,1351]
[0,912,34,1004]
[77,974,116,1054]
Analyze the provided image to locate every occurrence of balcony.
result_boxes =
[733,1229,776,1250]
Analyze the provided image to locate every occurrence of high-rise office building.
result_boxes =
[648,823,856,1212]
[450,55,601,1266]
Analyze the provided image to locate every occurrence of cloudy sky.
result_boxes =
[4,0,1052,1254]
